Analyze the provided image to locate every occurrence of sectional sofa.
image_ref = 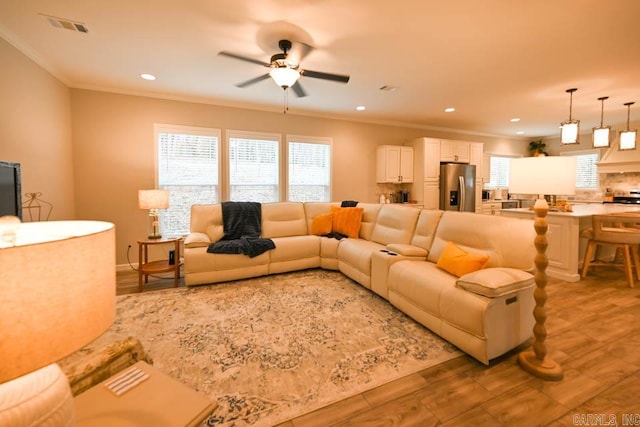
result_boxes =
[183,202,537,364]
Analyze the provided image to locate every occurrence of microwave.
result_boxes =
[482,190,491,201]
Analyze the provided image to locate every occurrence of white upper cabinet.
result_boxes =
[376,145,414,183]
[441,140,470,163]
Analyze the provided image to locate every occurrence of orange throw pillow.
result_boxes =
[436,241,489,277]
[310,213,333,235]
[330,206,363,238]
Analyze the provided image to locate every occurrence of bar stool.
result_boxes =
[581,214,640,287]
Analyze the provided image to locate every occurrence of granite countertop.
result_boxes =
[502,204,640,218]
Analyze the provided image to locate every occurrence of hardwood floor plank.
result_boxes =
[362,374,427,407]
[290,395,370,427]
[347,394,439,427]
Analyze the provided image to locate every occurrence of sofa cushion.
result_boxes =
[190,204,223,234]
[261,202,307,238]
[357,203,382,240]
[436,241,489,277]
[184,232,210,248]
[411,209,444,251]
[331,206,363,238]
[370,205,420,245]
[428,211,535,270]
[338,239,384,276]
[303,202,339,233]
[310,213,333,236]
[456,268,534,297]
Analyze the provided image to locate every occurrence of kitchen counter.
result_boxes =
[502,203,640,217]
[501,204,640,282]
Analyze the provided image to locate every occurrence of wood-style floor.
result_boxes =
[117,266,640,426]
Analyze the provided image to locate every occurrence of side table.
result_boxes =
[74,361,216,426]
[138,237,182,292]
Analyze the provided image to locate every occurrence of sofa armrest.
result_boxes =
[184,232,211,248]
[385,243,428,258]
[455,268,534,298]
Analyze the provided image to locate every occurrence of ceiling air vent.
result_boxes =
[40,14,88,33]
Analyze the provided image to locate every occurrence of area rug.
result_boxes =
[110,269,461,426]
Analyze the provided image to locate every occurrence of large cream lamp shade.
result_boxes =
[0,219,116,426]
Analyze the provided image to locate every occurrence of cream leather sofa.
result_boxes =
[184,201,536,364]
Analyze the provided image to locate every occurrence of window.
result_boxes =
[485,155,518,188]
[287,136,332,202]
[156,124,220,237]
[562,150,599,189]
[227,131,280,202]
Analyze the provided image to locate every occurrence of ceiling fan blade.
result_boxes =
[291,81,307,98]
[236,73,270,88]
[300,69,350,83]
[218,51,270,67]
[286,42,313,67]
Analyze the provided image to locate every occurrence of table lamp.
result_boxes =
[138,189,169,239]
[0,217,116,426]
[509,156,576,381]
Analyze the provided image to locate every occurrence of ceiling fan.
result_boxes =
[218,39,350,97]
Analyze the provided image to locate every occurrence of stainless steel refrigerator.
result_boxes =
[440,163,476,212]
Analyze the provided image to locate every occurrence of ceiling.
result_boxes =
[1,0,639,139]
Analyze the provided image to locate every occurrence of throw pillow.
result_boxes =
[310,213,333,236]
[330,206,364,239]
[436,241,489,277]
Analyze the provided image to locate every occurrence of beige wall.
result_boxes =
[70,90,528,265]
[0,37,74,220]
[2,35,529,266]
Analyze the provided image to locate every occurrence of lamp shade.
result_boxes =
[620,130,637,150]
[509,156,576,196]
[592,127,611,148]
[269,67,300,88]
[138,189,169,210]
[0,220,116,383]
[560,121,580,144]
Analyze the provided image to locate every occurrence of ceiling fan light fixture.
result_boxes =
[619,102,637,151]
[592,96,611,148]
[560,88,580,144]
[269,67,300,89]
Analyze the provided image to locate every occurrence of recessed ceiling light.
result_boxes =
[356,106,366,111]
[140,73,156,81]
[510,118,521,122]
[516,131,525,135]
[444,107,455,113]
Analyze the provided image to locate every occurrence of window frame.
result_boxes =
[285,134,333,202]
[154,123,221,238]
[484,153,521,189]
[561,149,599,191]
[224,129,283,202]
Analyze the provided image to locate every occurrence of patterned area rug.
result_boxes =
[111,269,461,426]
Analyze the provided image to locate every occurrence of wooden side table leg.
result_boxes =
[174,239,180,288]
[138,242,143,293]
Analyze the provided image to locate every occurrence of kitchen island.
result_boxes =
[501,203,640,282]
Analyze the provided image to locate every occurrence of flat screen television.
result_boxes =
[0,161,22,219]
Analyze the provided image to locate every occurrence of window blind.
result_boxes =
[288,140,331,202]
[157,128,220,237]
[228,135,280,202]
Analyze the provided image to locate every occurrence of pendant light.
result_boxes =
[619,102,637,150]
[592,96,611,148]
[560,88,580,144]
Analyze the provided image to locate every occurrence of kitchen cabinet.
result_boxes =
[470,143,484,212]
[376,145,414,183]
[441,140,470,163]
[407,138,440,208]
[408,137,484,211]
[481,202,502,216]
